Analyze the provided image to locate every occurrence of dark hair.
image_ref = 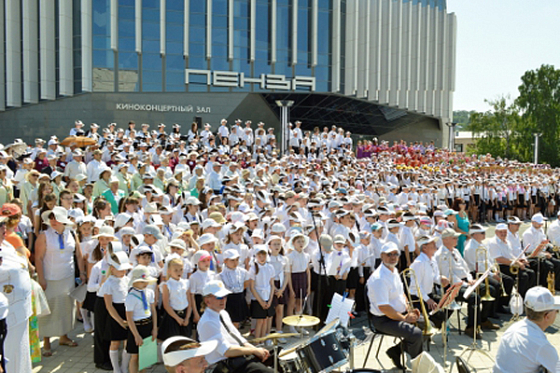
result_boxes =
[452,198,465,211]
[92,241,114,262]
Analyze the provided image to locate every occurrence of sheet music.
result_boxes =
[326,293,355,327]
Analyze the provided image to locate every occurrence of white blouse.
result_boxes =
[163,277,189,311]
[43,227,76,281]
[98,275,129,304]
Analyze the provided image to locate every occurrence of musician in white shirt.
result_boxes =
[367,241,422,370]
[409,235,450,328]
[197,280,273,373]
[522,213,560,289]
[494,287,560,373]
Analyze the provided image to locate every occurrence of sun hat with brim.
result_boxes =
[202,219,221,230]
[143,224,164,240]
[41,206,74,226]
[209,212,226,224]
[162,337,218,367]
[532,213,547,224]
[92,226,119,241]
[114,213,133,229]
[287,230,310,251]
[0,203,21,217]
[254,245,269,256]
[507,216,523,224]
[223,249,240,260]
[202,280,231,297]
[494,223,508,231]
[108,251,133,271]
[192,250,212,264]
[197,233,218,247]
[129,265,157,286]
[417,235,439,247]
[333,234,346,244]
[524,286,560,312]
[119,227,136,237]
[265,235,286,247]
[169,239,187,251]
[441,228,461,239]
[381,241,400,254]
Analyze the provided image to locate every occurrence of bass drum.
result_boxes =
[296,330,347,373]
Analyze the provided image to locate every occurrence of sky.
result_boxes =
[446,0,560,112]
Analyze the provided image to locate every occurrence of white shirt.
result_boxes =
[367,264,407,316]
[189,270,216,295]
[328,250,351,277]
[287,250,310,273]
[522,226,547,257]
[98,275,129,304]
[410,252,441,301]
[488,236,516,261]
[494,318,559,373]
[399,225,416,253]
[219,266,248,294]
[43,227,76,281]
[507,230,525,259]
[548,220,560,247]
[464,238,493,273]
[162,277,189,310]
[434,246,473,284]
[198,307,248,364]
[248,262,275,301]
[125,288,155,321]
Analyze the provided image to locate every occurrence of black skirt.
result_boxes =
[291,272,308,299]
[107,303,128,341]
[126,318,153,354]
[251,300,275,319]
[226,292,250,323]
[273,280,289,306]
[158,308,192,341]
[93,296,111,365]
[82,291,97,312]
[346,267,359,289]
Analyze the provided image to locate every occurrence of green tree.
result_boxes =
[516,64,560,166]
[452,110,476,130]
[469,97,526,159]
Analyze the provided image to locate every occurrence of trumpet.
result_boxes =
[475,246,495,302]
[444,249,462,311]
[402,268,435,336]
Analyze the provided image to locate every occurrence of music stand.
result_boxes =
[433,283,461,370]
[459,269,494,368]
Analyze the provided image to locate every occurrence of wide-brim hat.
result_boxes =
[41,206,74,226]
[92,226,119,241]
[162,338,218,367]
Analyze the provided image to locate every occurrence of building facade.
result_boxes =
[0,0,456,145]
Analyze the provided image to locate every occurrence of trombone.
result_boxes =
[402,268,435,337]
[475,246,495,302]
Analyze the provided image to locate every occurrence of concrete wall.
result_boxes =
[380,117,442,147]
[0,92,281,144]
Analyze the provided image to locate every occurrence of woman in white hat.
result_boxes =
[35,206,86,356]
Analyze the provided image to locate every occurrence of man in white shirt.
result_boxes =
[522,213,560,289]
[197,280,273,373]
[64,150,87,181]
[494,287,560,373]
[161,336,217,373]
[367,241,422,370]
[86,149,107,183]
[409,235,450,329]
[491,222,536,299]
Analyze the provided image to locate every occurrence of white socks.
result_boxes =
[121,351,130,373]
[109,350,122,373]
[80,309,93,332]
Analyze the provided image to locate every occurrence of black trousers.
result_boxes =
[499,264,536,298]
[454,282,495,328]
[528,256,560,289]
[214,350,275,373]
[313,274,332,324]
[0,318,6,372]
[371,315,423,359]
[93,297,111,366]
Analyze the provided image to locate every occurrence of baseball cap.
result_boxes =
[417,235,439,246]
[223,249,240,260]
[202,280,232,297]
[441,228,461,239]
[143,224,164,240]
[381,241,399,254]
[494,223,508,231]
[162,337,218,367]
[524,287,560,312]
[333,234,346,244]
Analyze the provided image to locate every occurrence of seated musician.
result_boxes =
[494,287,560,373]
[465,224,514,316]
[490,222,536,299]
[522,213,560,290]
[409,235,450,329]
[367,241,423,370]
[435,228,499,338]
[197,280,273,373]
[162,336,218,373]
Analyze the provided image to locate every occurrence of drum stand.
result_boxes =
[458,286,494,368]
[273,339,280,373]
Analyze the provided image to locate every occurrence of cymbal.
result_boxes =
[250,333,299,344]
[282,315,320,327]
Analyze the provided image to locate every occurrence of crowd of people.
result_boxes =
[0,118,557,373]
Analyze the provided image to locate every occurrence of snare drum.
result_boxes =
[279,351,305,373]
[297,330,347,373]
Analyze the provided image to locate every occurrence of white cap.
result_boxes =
[107,251,133,271]
[223,249,240,260]
[532,213,546,224]
[417,235,439,247]
[524,286,560,312]
[202,280,232,297]
[441,228,461,239]
[495,223,508,231]
[202,218,221,230]
[381,241,399,254]
[162,337,218,367]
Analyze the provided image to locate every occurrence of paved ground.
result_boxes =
[33,220,560,373]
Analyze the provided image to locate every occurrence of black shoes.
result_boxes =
[386,344,405,370]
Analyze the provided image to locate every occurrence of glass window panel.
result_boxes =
[167,2,183,11]
[188,56,206,69]
[210,86,230,92]
[119,51,138,69]
[276,49,288,62]
[142,69,161,83]
[166,85,185,92]
[166,71,185,85]
[277,6,289,50]
[143,83,161,92]
[119,0,134,6]
[234,1,249,17]
[255,49,268,60]
[119,37,135,51]
[297,7,309,53]
[167,42,183,55]
[166,54,184,70]
[213,28,227,44]
[167,11,183,24]
[212,44,227,57]
[143,39,159,53]
[142,0,158,8]
[93,36,111,50]
[119,20,135,38]
[233,47,249,60]
[93,49,114,68]
[234,17,249,30]
[232,59,251,74]
[254,60,271,75]
[118,6,134,20]
[188,74,209,84]
[191,13,206,27]
[297,51,309,64]
[318,11,331,54]
[167,24,183,41]
[210,58,229,70]
[213,15,227,29]
[317,54,330,65]
[190,43,205,57]
[318,0,331,10]
[190,27,205,43]
[213,0,227,15]
[188,84,208,92]
[315,80,328,91]
[274,63,290,76]
[190,0,206,13]
[234,31,249,48]
[143,53,162,70]
[143,22,160,39]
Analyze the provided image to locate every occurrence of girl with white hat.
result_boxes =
[219,249,250,328]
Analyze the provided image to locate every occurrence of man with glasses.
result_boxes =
[198,280,273,373]
[367,241,422,370]
[494,287,560,373]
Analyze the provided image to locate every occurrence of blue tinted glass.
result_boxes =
[188,84,209,92]
[212,44,227,57]
[143,22,159,38]
[119,20,135,38]
[93,36,110,49]
[234,31,249,48]
[213,28,227,44]
[142,0,158,8]
[317,11,331,54]
[119,37,135,51]
[255,49,268,60]
[167,24,183,41]
[188,56,206,69]
[315,65,329,80]
[191,13,206,27]
[234,1,249,17]
[143,83,162,92]
[167,41,183,55]
[166,71,185,86]
[210,86,230,92]
[167,85,185,92]
[167,54,184,70]
[190,28,205,43]
[297,6,309,62]
[315,80,328,91]
[214,0,227,15]
[213,15,227,29]
[143,39,159,53]
[254,60,271,75]
[143,53,162,70]
[295,63,311,76]
[317,54,330,65]
[142,69,161,83]
[277,5,289,50]
[274,63,289,76]
[190,43,205,57]
[318,0,331,10]
[167,1,183,11]
[167,11,183,24]
[118,6,134,19]
[119,51,138,69]
[93,49,113,68]
[234,17,249,30]
[211,58,229,70]
[233,47,249,59]
[119,0,135,6]
[143,9,159,21]
[191,0,206,13]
